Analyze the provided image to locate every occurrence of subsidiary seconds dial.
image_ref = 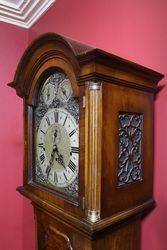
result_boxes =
[36,108,79,188]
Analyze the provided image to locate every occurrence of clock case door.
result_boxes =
[30,67,84,203]
[33,69,80,197]
[10,34,86,218]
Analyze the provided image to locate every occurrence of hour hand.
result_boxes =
[52,144,66,169]
[57,154,66,169]
[49,143,66,169]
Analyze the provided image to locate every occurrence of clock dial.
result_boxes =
[34,71,79,197]
[58,78,72,102]
[36,108,79,188]
[42,83,56,106]
[42,74,57,106]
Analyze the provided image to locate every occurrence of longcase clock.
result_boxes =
[9,33,164,250]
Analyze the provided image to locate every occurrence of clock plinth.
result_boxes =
[18,186,153,250]
[10,33,163,250]
[35,206,141,250]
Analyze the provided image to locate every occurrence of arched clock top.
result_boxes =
[8,33,93,100]
[8,32,163,100]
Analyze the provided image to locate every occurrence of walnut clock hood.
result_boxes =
[9,33,164,250]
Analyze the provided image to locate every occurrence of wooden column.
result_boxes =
[85,80,102,223]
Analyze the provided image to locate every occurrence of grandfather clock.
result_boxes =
[9,33,163,250]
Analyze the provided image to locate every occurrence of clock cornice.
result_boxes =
[8,33,164,97]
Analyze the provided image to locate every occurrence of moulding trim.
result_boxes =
[0,0,56,28]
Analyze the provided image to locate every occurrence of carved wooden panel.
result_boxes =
[118,113,143,186]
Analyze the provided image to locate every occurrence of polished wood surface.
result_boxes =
[9,33,164,249]
[101,83,154,217]
[35,205,141,250]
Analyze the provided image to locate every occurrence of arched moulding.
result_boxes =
[8,33,93,105]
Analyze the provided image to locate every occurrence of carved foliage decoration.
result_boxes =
[118,113,143,186]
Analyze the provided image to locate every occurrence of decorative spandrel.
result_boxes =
[33,71,79,197]
[118,113,143,186]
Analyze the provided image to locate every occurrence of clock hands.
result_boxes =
[46,129,66,178]
[53,144,66,170]
[53,129,66,169]
[61,86,68,99]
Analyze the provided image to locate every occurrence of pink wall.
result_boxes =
[28,0,167,249]
[2,0,166,249]
[0,22,34,250]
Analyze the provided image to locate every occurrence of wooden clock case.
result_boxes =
[9,33,164,250]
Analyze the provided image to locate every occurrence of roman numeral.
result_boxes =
[68,160,76,172]
[71,147,79,154]
[38,143,45,150]
[54,111,58,123]
[40,154,45,164]
[46,166,51,178]
[63,115,68,126]
[69,129,76,137]
[63,172,68,181]
[46,116,50,126]
[40,129,45,135]
[54,171,58,182]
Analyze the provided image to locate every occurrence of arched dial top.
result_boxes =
[34,71,79,197]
